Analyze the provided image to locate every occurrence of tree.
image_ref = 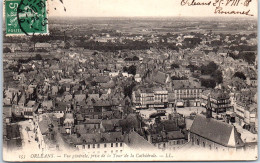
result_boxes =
[123,83,136,98]
[29,48,34,52]
[233,72,246,80]
[92,51,98,56]
[123,66,128,72]
[201,78,216,88]
[119,114,141,133]
[90,81,97,86]
[211,70,223,84]
[34,54,43,60]
[64,42,70,49]
[128,65,136,76]
[201,61,218,75]
[132,56,139,61]
[186,100,191,107]
[171,63,180,69]
[171,76,188,80]
[187,64,199,72]
[57,87,66,95]
[3,47,11,53]
[239,52,256,64]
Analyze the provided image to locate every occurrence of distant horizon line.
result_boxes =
[48,15,257,20]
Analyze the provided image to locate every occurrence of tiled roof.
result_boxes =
[190,115,244,148]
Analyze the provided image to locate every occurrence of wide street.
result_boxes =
[18,120,40,151]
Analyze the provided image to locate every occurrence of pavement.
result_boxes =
[233,123,257,143]
[176,106,205,117]
[18,120,40,151]
[139,106,206,119]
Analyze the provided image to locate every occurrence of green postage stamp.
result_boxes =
[5,0,48,35]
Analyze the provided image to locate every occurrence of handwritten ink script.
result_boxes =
[181,0,254,16]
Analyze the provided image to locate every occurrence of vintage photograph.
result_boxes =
[2,0,258,161]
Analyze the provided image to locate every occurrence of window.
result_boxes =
[83,145,85,149]
[104,144,107,148]
[177,140,179,145]
[209,145,212,150]
[88,145,90,149]
[120,143,123,147]
[111,143,113,147]
[97,144,100,148]
[93,144,95,148]
[203,142,205,147]
[197,139,199,145]
[116,143,118,147]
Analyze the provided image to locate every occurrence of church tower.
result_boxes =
[206,96,212,118]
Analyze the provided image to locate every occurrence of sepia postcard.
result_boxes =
[2,0,258,161]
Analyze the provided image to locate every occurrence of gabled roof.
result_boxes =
[152,71,167,85]
[125,131,155,150]
[190,115,244,148]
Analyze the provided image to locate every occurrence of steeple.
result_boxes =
[206,96,212,118]
[172,101,179,119]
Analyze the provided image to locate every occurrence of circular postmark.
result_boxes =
[17,0,48,35]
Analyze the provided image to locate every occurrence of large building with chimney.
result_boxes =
[189,97,245,152]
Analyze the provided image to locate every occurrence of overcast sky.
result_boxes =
[48,0,257,18]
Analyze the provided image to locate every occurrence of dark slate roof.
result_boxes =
[76,114,84,121]
[167,131,185,140]
[3,106,12,118]
[125,131,155,150]
[6,124,20,140]
[190,115,244,148]
[94,76,110,83]
[101,119,120,132]
[69,131,124,145]
[54,102,70,112]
